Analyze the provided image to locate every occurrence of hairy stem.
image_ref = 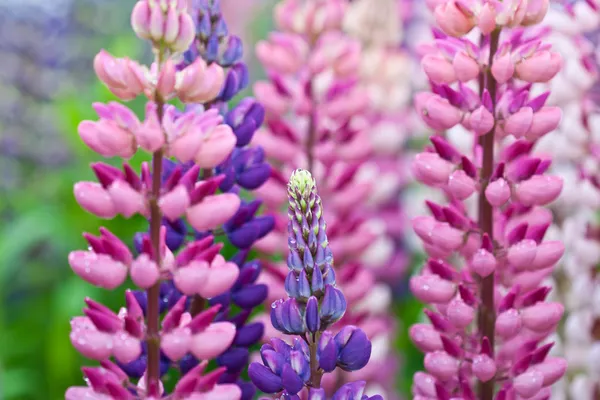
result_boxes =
[477,28,500,400]
[309,332,323,388]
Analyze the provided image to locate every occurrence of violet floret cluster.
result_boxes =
[248,169,381,400]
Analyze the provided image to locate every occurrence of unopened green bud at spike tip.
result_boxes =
[288,169,316,197]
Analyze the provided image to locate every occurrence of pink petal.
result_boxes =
[161,328,192,361]
[70,328,113,360]
[74,182,117,219]
[186,194,241,231]
[69,251,128,289]
[159,185,191,221]
[130,254,160,289]
[174,261,209,296]
[112,332,142,364]
[107,181,147,218]
[66,387,112,400]
[190,321,236,360]
[187,384,242,400]
[198,259,240,299]
[194,125,237,169]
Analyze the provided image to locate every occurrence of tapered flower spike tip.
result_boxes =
[288,169,317,199]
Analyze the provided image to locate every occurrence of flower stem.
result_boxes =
[147,145,164,396]
[190,295,206,317]
[477,28,500,400]
[309,332,323,388]
[146,40,167,390]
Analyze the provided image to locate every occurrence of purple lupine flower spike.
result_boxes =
[249,169,380,399]
[125,1,272,397]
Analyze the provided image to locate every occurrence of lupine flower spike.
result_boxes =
[124,1,274,398]
[249,169,382,400]
[252,0,399,395]
[65,0,269,398]
[410,1,567,399]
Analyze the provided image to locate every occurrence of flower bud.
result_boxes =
[471,248,497,277]
[521,302,564,332]
[186,194,241,231]
[430,223,464,251]
[413,372,437,397]
[495,309,522,339]
[478,3,497,34]
[413,152,455,186]
[305,296,320,333]
[515,51,562,83]
[334,326,372,371]
[410,274,457,304]
[472,354,496,382]
[530,241,564,270]
[112,333,142,364]
[485,178,511,206]
[448,170,476,200]
[504,107,534,138]
[69,251,128,290]
[190,322,236,360]
[514,176,563,206]
[422,54,457,84]
[526,107,562,140]
[434,1,475,37]
[131,0,195,52]
[424,351,459,381]
[513,370,544,398]
[130,254,160,289]
[415,92,463,131]
[522,0,550,26]
[468,105,495,136]
[531,357,567,386]
[507,239,538,269]
[248,363,283,394]
[491,53,515,84]
[453,51,480,82]
[446,298,475,328]
[410,324,443,352]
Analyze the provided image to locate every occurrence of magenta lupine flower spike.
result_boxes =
[251,0,399,395]
[248,169,381,400]
[409,1,568,399]
[65,1,253,398]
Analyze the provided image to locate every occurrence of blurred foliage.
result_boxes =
[0,35,149,400]
[0,4,425,400]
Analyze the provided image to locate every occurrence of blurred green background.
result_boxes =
[0,1,423,398]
